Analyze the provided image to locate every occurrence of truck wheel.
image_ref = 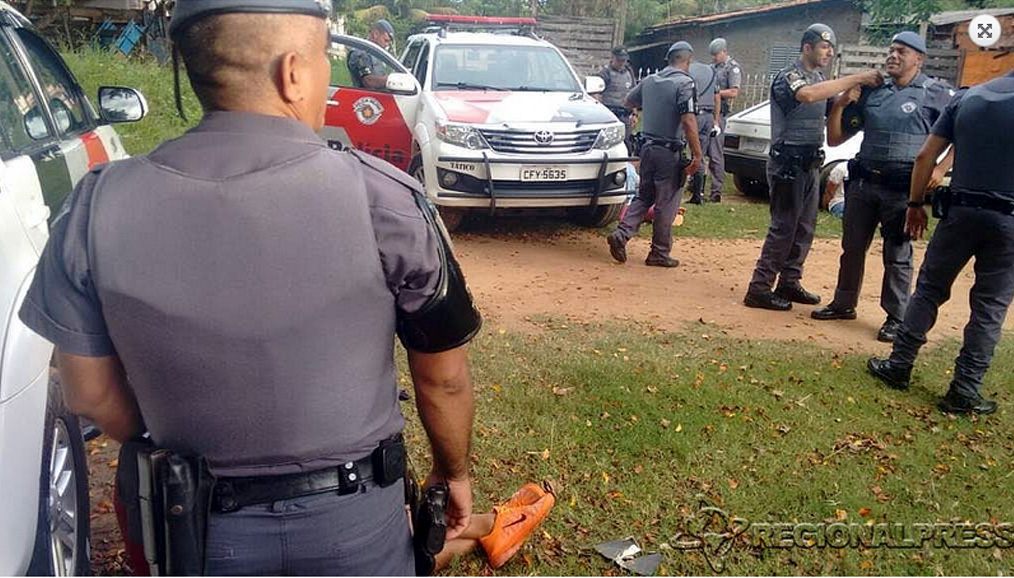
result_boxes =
[733,173,768,197]
[409,154,467,233]
[569,203,623,228]
[28,373,90,577]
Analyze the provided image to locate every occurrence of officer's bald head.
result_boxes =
[177,13,330,123]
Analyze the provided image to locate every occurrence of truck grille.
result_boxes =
[479,129,600,154]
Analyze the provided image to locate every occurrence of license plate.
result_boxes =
[740,137,767,153]
[520,166,568,182]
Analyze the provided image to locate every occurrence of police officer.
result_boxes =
[813,32,954,342]
[687,43,722,205]
[868,70,1014,415]
[606,41,702,268]
[709,38,742,203]
[597,46,637,149]
[18,1,482,574]
[349,18,395,89]
[744,24,882,310]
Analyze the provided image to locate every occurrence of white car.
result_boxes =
[319,18,631,231]
[1,3,145,574]
[723,100,862,197]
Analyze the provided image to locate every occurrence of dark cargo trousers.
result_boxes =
[708,116,727,196]
[203,480,415,575]
[748,161,820,294]
[614,144,684,257]
[691,110,715,197]
[889,206,1014,398]
[831,179,913,320]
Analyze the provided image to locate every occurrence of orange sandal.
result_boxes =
[479,482,556,569]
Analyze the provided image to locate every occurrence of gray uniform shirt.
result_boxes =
[597,63,636,109]
[20,112,442,477]
[689,61,718,111]
[348,49,387,88]
[714,57,742,113]
[770,59,827,147]
[626,66,696,141]
[932,71,1014,199]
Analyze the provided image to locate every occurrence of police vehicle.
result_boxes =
[321,16,631,231]
[722,99,862,197]
[1,2,146,573]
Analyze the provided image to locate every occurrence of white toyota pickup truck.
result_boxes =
[321,16,631,231]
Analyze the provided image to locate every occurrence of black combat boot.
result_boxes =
[866,358,912,390]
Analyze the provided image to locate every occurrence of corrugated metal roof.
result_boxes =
[929,7,1014,27]
[643,0,836,33]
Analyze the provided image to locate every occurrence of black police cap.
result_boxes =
[169,0,331,37]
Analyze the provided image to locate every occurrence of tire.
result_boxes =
[733,173,769,197]
[28,374,90,577]
[409,153,467,233]
[568,203,623,228]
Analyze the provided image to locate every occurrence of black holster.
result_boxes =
[406,479,449,576]
[932,185,952,219]
[128,447,214,576]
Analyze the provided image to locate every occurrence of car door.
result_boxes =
[322,34,421,172]
[10,25,115,218]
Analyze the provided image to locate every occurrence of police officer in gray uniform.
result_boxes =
[744,24,882,310]
[813,32,954,343]
[687,44,722,205]
[19,0,482,574]
[868,70,1014,415]
[709,38,742,202]
[607,41,702,268]
[349,19,395,89]
[597,46,637,148]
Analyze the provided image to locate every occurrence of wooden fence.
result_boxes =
[837,44,961,86]
[538,15,616,77]
[635,68,770,114]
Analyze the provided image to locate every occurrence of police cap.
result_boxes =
[709,38,727,55]
[612,46,630,59]
[801,23,836,48]
[169,0,331,37]
[666,40,694,61]
[891,31,927,54]
[374,18,395,36]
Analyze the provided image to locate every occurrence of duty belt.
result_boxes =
[771,144,823,169]
[951,192,1014,216]
[211,435,406,512]
[644,137,684,152]
[852,160,913,189]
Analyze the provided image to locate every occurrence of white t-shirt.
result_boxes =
[827,162,847,217]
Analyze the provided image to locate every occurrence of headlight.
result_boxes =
[594,125,625,150]
[436,122,489,150]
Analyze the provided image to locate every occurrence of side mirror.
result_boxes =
[386,72,419,95]
[24,107,48,140]
[98,86,148,123]
[585,76,606,95]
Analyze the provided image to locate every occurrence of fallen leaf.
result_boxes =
[634,465,644,475]
[552,387,572,396]
[728,479,739,490]
[835,509,848,521]
[541,448,550,461]
[675,423,683,433]
[858,507,872,518]
[660,419,671,429]
[859,560,874,571]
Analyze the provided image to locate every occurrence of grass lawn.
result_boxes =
[399,320,1014,575]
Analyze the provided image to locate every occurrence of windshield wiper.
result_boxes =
[436,82,507,91]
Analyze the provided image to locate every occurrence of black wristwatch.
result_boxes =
[907,200,924,208]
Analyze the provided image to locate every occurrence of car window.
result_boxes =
[432,45,581,92]
[15,28,91,136]
[414,43,429,85]
[329,37,398,91]
[401,39,423,72]
[0,32,51,157]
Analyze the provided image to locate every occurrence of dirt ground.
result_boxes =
[88,207,1006,574]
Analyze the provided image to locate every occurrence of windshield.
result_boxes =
[432,44,581,92]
